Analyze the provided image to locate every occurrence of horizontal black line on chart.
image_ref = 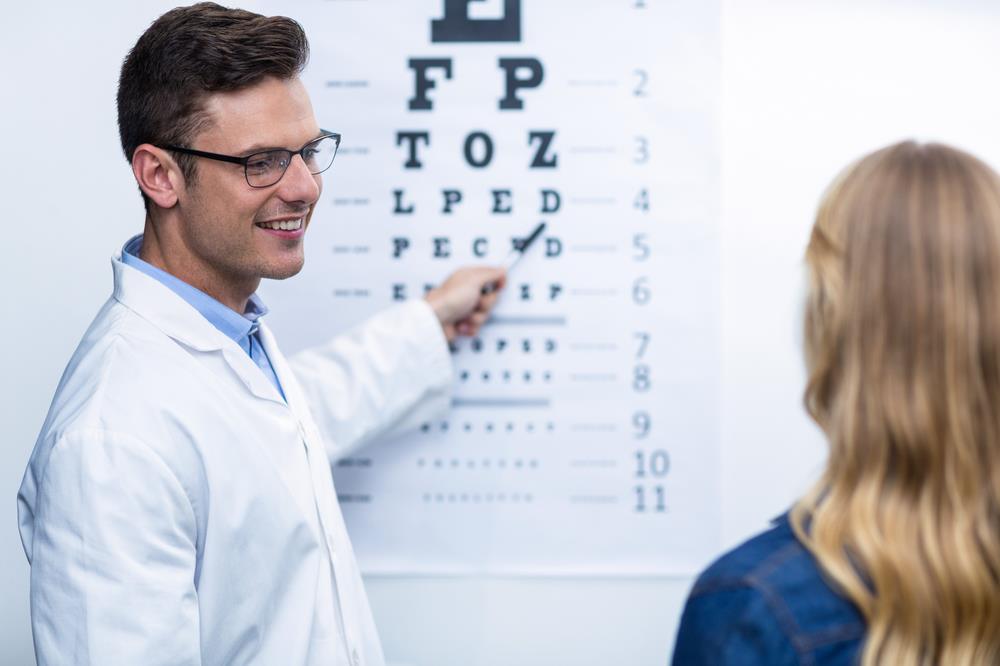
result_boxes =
[487,315,567,326]
[451,397,551,408]
[325,80,370,87]
[570,196,618,206]
[570,373,618,383]
[331,246,371,254]
[335,457,372,467]
[569,146,618,154]
[332,198,370,206]
[570,288,619,297]
[568,343,619,352]
[332,289,371,298]
[567,79,619,87]
[569,423,618,432]
[570,245,618,253]
[570,459,618,468]
[570,495,620,505]
[337,147,370,155]
[337,494,373,503]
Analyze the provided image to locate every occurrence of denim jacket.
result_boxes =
[671,513,865,665]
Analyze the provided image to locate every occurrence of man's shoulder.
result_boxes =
[43,297,183,433]
[688,513,865,656]
[24,297,209,505]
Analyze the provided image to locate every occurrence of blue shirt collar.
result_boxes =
[121,234,268,348]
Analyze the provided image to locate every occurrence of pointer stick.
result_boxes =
[482,222,547,295]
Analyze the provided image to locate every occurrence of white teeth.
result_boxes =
[259,218,302,231]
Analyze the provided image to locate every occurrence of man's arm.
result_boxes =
[289,266,504,458]
[22,431,201,665]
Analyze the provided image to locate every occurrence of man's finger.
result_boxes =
[477,292,499,312]
[478,268,507,295]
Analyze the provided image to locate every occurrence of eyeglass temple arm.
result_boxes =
[162,145,248,165]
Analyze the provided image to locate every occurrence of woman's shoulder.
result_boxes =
[672,513,865,665]
[694,513,807,587]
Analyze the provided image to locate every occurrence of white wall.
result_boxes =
[3,1,1000,664]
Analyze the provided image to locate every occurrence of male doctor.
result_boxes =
[17,4,504,665]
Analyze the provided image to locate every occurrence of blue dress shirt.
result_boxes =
[121,234,285,400]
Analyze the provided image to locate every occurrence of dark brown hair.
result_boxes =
[117,2,309,207]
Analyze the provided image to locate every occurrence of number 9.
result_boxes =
[633,411,651,438]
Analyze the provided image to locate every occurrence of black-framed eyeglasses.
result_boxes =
[162,130,341,188]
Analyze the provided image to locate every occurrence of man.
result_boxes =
[16,4,504,664]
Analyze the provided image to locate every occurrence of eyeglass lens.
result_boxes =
[245,135,339,187]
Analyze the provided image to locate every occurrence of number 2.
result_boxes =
[633,69,648,97]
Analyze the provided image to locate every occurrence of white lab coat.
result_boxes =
[17,255,453,665]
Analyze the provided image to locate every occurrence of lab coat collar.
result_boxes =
[111,254,287,406]
[257,323,311,420]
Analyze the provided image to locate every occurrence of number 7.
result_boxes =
[633,331,650,359]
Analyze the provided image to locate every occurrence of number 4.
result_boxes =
[634,188,649,212]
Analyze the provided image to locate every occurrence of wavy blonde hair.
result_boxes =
[791,141,1000,665]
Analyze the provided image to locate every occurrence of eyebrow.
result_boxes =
[236,131,328,156]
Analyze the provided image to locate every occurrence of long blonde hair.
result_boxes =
[791,141,1000,665]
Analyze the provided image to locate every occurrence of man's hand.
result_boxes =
[424,266,506,341]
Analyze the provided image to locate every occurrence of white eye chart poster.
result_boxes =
[262,0,721,575]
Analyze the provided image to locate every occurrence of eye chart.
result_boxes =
[262,0,721,575]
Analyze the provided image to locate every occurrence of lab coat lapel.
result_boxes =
[112,255,286,406]
[258,323,370,656]
[113,254,341,557]
[257,324,343,525]
[112,256,225,353]
[218,346,287,406]
[257,323,313,424]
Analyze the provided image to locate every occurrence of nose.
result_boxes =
[277,154,321,204]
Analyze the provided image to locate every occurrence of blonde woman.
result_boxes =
[672,141,1000,665]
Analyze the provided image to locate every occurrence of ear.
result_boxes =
[131,144,184,209]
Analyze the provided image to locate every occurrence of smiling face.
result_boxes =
[168,76,323,301]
